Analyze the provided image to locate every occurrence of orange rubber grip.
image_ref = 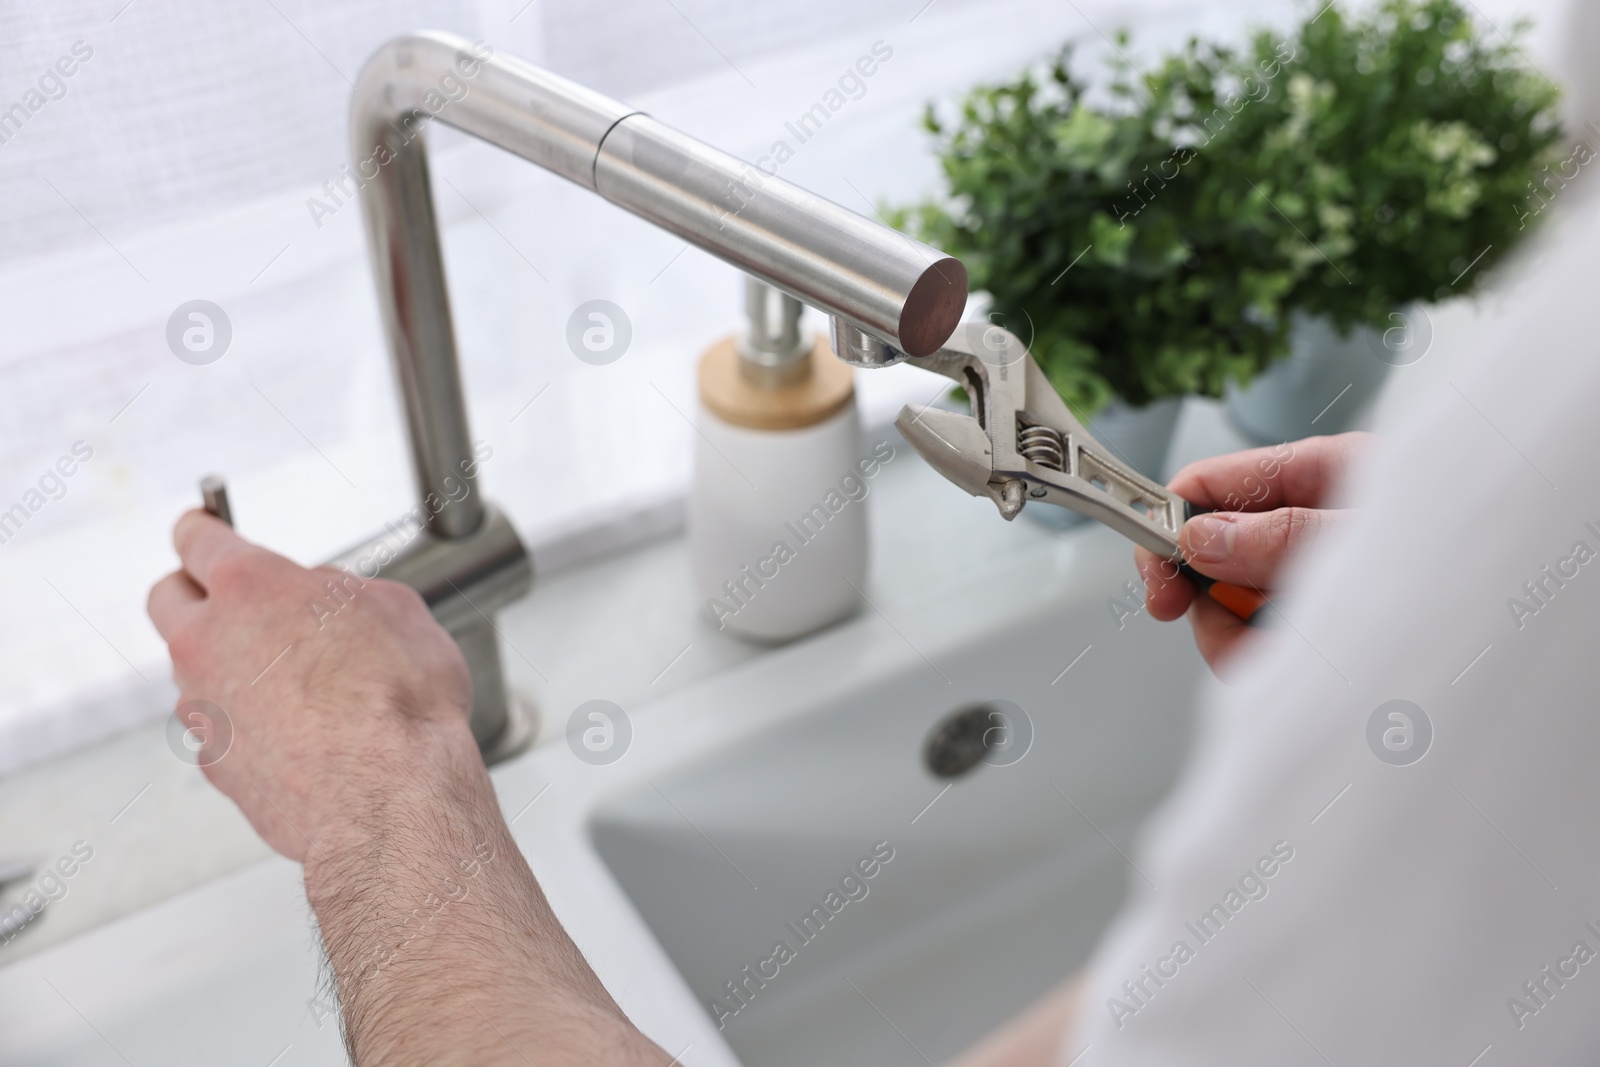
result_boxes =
[1205,580,1269,622]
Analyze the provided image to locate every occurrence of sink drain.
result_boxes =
[922,701,1031,779]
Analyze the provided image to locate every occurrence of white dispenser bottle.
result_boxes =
[690,278,866,641]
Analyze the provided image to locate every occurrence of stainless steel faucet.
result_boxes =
[333,33,967,760]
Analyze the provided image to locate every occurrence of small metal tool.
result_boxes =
[895,326,1267,623]
[200,474,233,527]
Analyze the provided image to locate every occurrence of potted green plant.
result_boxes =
[1209,0,1563,441]
[892,40,1307,517]
[896,0,1564,488]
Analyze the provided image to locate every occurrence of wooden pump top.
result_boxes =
[697,334,855,431]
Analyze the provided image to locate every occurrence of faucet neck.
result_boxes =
[737,277,812,388]
[350,32,965,538]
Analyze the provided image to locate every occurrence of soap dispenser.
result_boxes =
[690,277,866,641]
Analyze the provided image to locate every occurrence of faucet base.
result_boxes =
[481,689,539,766]
[326,504,535,764]
[456,618,538,765]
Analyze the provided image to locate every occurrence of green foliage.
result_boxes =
[1214,0,1564,331]
[895,0,1562,413]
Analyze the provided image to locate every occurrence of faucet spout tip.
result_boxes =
[898,256,968,358]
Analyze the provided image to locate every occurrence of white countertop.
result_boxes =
[0,389,1262,1067]
[0,396,1250,970]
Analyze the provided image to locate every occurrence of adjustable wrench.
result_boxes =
[893,326,1266,623]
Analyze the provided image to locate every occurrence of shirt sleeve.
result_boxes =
[1068,195,1600,1066]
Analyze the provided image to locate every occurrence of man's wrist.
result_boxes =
[301,715,494,898]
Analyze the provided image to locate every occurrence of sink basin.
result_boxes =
[591,551,1202,1066]
[0,522,1202,1066]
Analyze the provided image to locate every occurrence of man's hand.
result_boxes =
[147,510,476,861]
[147,513,669,1066]
[1133,433,1371,671]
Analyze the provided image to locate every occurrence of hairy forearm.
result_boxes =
[304,723,665,1066]
[146,520,666,1064]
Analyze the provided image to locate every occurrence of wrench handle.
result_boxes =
[1179,503,1267,625]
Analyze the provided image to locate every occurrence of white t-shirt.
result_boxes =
[1069,183,1600,1062]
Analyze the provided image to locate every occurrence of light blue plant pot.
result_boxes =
[1224,311,1409,445]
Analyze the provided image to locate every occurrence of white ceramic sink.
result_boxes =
[591,545,1202,1066]
[0,519,1204,1066]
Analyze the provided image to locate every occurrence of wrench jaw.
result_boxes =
[894,404,1028,520]
[897,328,1187,557]
[894,405,993,497]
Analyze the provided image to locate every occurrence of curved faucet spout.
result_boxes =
[346,32,967,754]
[352,31,965,534]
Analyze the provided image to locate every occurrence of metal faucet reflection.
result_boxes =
[332,33,966,759]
